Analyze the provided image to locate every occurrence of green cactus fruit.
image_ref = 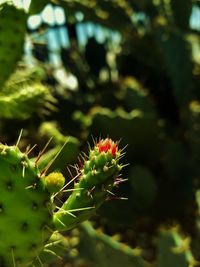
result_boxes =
[0,4,27,89]
[0,144,52,267]
[53,138,124,231]
[44,172,65,193]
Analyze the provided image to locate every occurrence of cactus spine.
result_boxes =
[0,138,124,266]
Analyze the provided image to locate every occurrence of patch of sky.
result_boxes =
[94,25,107,44]
[190,5,200,31]
[57,27,70,49]
[26,3,121,66]
[76,23,88,48]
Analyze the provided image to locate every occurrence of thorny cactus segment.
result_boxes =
[0,144,52,267]
[53,139,125,231]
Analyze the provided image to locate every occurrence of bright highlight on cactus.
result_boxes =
[0,137,126,266]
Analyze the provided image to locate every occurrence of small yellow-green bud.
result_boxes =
[44,172,65,193]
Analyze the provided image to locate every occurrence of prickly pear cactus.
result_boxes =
[0,137,124,266]
[157,227,197,267]
[0,3,27,89]
[0,83,56,119]
[0,144,52,266]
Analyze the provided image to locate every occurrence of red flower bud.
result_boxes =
[97,138,118,156]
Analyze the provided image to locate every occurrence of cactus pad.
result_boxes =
[0,4,27,89]
[53,138,124,231]
[0,144,52,267]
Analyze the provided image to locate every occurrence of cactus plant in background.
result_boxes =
[0,3,27,89]
[0,63,56,120]
[156,227,197,267]
[0,83,56,119]
[37,122,80,173]
[0,136,125,266]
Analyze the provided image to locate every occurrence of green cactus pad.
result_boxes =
[157,227,196,267]
[0,83,55,119]
[0,4,27,89]
[53,138,124,231]
[0,144,52,267]
[79,221,147,267]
